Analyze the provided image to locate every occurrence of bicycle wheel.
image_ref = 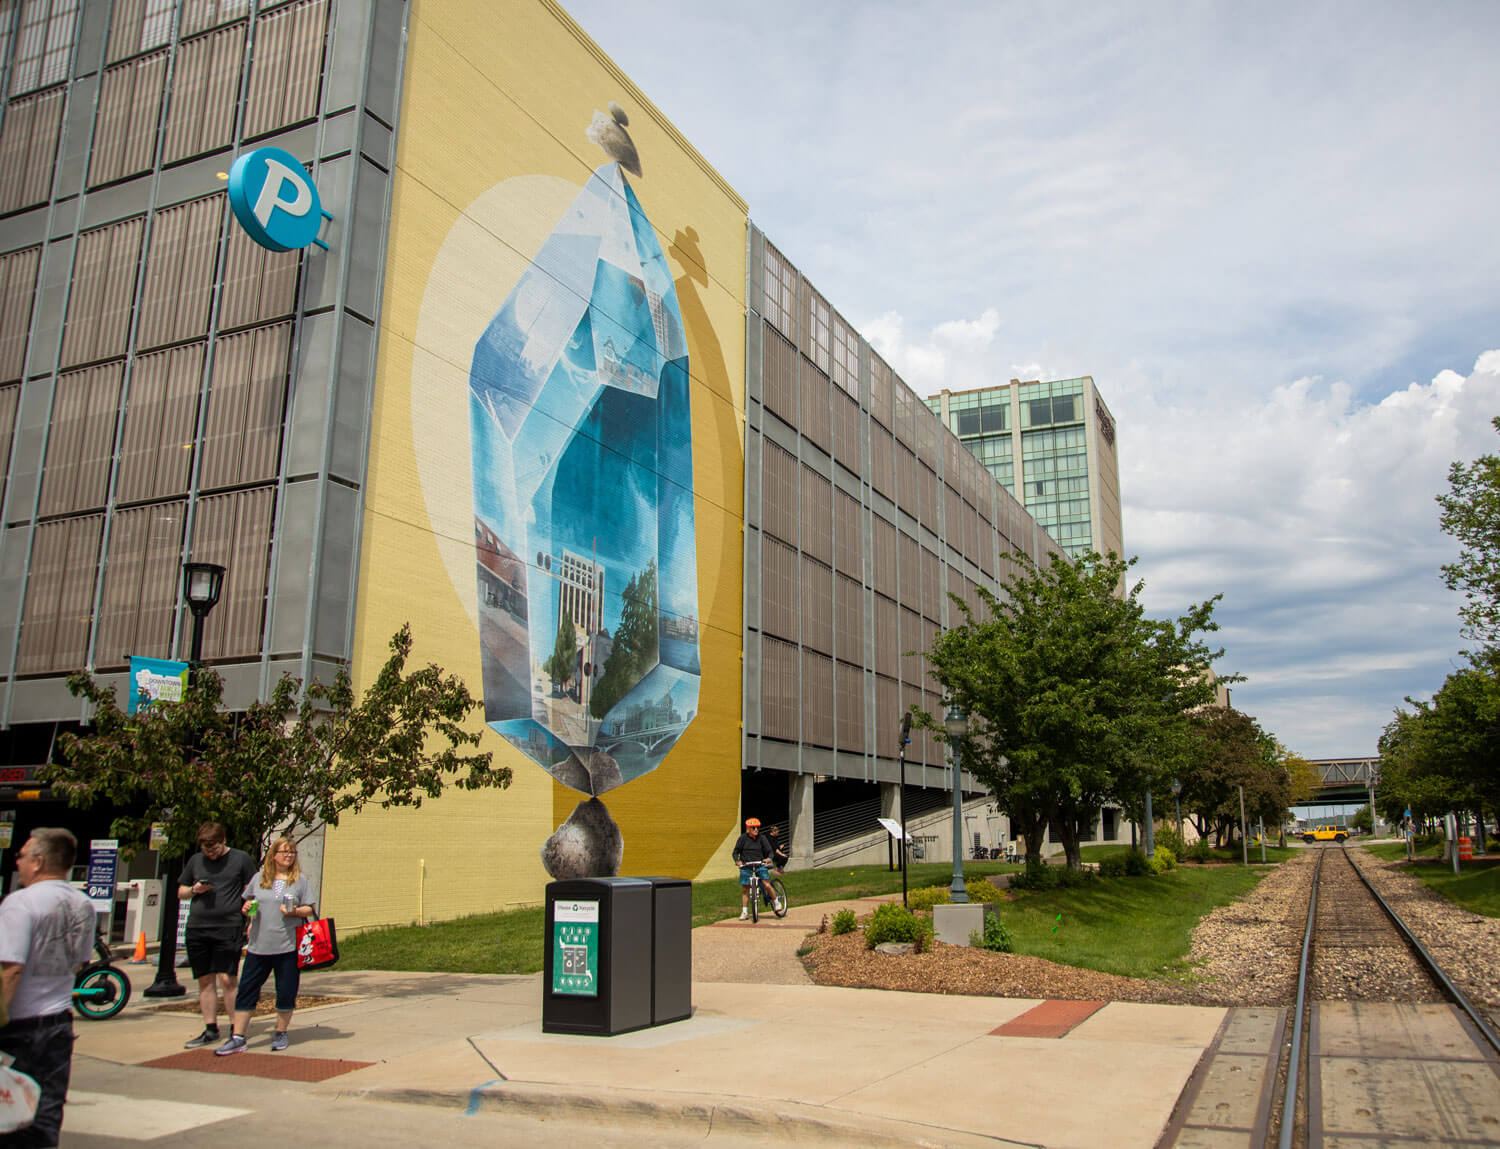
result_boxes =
[769,877,788,918]
[74,965,131,1020]
[749,881,759,923]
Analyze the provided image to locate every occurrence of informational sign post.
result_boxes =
[87,840,119,912]
[128,656,189,714]
[550,899,599,996]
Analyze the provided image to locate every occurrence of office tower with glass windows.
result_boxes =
[926,377,1122,560]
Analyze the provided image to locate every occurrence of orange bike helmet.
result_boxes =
[744,817,761,827]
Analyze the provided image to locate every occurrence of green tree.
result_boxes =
[591,559,658,718]
[46,624,508,860]
[544,611,578,688]
[1438,416,1500,649]
[1179,707,1289,845]
[923,550,1229,870]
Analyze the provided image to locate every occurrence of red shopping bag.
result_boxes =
[295,915,339,970]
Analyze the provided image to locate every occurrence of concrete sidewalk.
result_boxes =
[79,901,1226,1148]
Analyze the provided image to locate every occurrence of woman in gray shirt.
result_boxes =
[214,837,314,1055]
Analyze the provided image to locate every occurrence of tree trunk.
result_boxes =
[1049,813,1083,870]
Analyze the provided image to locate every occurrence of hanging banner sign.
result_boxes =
[129,656,189,713]
[87,840,119,911]
[551,900,599,997]
[227,146,332,252]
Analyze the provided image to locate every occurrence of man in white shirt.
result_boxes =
[0,828,98,1147]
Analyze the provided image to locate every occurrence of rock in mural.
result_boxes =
[469,104,699,876]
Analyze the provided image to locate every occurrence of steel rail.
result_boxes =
[1340,844,1500,1056]
[1277,848,1324,1149]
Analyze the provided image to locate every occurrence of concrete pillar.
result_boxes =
[880,781,901,870]
[789,773,815,868]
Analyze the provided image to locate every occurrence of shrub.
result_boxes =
[1155,827,1187,858]
[864,902,927,949]
[1055,865,1097,888]
[969,912,1014,953]
[1010,860,1059,891]
[1124,847,1151,876]
[830,908,857,936]
[1148,845,1176,874]
[964,878,1005,905]
[1188,839,1213,863]
[907,885,951,912]
[1098,853,1127,878]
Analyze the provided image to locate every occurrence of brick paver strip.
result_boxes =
[140,1049,373,1082]
[990,999,1105,1038]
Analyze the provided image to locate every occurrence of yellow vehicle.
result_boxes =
[1302,824,1347,843]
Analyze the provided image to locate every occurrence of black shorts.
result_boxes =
[185,926,245,979]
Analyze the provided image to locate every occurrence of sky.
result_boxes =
[561,0,1500,758]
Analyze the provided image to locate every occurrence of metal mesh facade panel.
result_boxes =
[106,0,173,63]
[0,88,63,213]
[760,535,796,642]
[0,384,19,510]
[833,489,860,577]
[60,217,145,368]
[874,674,898,758]
[835,660,864,753]
[759,636,798,741]
[138,194,223,349]
[163,22,245,163]
[799,466,832,566]
[116,342,203,502]
[199,322,289,489]
[16,513,102,674]
[871,516,895,599]
[798,358,829,451]
[760,324,796,426]
[0,246,40,382]
[218,225,298,329]
[868,422,893,499]
[873,593,896,678]
[918,463,938,527]
[869,354,892,430]
[895,445,916,515]
[181,0,251,39]
[835,573,861,662]
[9,0,79,96]
[189,485,272,658]
[800,649,833,748]
[38,362,124,516]
[898,531,919,612]
[243,0,326,139]
[89,51,168,186]
[832,387,859,474]
[799,555,831,655]
[899,605,922,684]
[93,498,184,666]
[760,440,797,546]
[921,546,940,622]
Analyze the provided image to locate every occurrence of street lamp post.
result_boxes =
[144,561,225,999]
[898,712,912,908]
[944,703,969,904]
[1171,778,1182,836]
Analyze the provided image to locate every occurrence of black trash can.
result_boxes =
[639,876,692,1025]
[543,877,652,1036]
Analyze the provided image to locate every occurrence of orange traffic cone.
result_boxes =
[130,932,148,963]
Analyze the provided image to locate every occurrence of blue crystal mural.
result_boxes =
[470,123,698,804]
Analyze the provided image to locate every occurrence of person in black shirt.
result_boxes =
[732,818,778,920]
[766,824,790,874]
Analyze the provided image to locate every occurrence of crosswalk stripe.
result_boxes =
[64,1091,251,1141]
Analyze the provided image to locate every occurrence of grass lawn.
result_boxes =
[339,860,1022,975]
[1079,842,1295,865]
[1357,843,1500,918]
[990,865,1264,980]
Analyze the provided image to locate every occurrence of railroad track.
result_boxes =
[1161,845,1500,1148]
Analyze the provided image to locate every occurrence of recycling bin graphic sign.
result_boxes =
[552,899,599,996]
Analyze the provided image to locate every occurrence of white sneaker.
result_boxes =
[774,897,785,913]
[739,909,749,920]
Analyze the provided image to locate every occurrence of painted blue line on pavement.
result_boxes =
[465,1079,505,1116]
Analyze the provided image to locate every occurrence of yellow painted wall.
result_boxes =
[323,0,747,930]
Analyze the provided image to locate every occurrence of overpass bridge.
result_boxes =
[1306,757,1380,806]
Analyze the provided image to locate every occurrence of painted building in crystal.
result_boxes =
[0,0,1071,926]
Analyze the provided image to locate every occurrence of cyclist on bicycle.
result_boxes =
[733,817,780,920]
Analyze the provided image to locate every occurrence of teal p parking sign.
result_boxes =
[227,146,331,252]
[551,899,599,996]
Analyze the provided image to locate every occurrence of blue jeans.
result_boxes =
[0,1011,74,1148]
[234,950,301,1014]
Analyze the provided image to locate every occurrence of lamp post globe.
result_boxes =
[944,703,970,903]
